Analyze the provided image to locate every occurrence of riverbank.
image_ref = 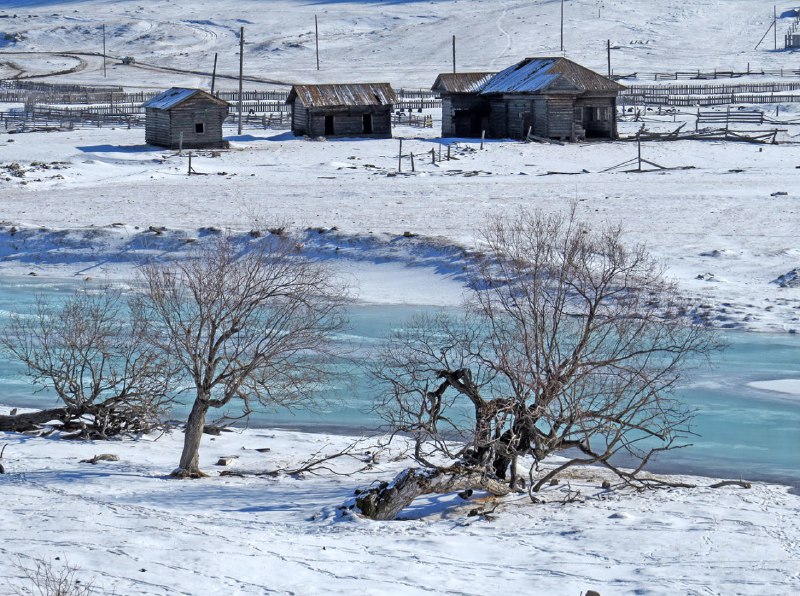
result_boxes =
[2,125,800,333]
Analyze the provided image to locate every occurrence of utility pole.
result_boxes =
[775,5,778,50]
[238,26,244,136]
[452,35,456,73]
[102,24,107,78]
[211,52,218,95]
[315,15,320,71]
[560,0,565,53]
[607,39,611,76]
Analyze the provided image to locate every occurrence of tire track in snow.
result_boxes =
[489,1,513,69]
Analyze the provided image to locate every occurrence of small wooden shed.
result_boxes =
[286,83,396,138]
[431,72,495,137]
[143,88,229,149]
[433,58,623,141]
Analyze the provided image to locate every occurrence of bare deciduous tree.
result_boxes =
[359,210,717,519]
[137,234,348,478]
[0,288,173,438]
[9,556,97,596]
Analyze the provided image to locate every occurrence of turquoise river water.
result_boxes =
[0,280,798,489]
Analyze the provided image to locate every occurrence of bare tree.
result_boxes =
[359,209,717,519]
[137,234,348,478]
[0,288,173,438]
[9,557,97,596]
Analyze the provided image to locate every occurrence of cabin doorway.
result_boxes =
[453,110,485,138]
[324,115,335,136]
[362,114,373,134]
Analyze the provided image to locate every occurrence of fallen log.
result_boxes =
[0,407,71,433]
[354,465,512,521]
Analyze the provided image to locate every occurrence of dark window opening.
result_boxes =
[195,122,205,134]
[362,113,373,134]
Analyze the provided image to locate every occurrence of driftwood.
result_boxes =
[709,479,751,489]
[79,453,120,465]
[0,407,71,433]
[0,443,6,474]
[354,465,512,521]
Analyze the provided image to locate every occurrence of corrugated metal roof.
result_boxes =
[142,87,228,110]
[286,83,397,108]
[479,57,624,95]
[431,72,496,94]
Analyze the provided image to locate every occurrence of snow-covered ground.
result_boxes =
[2,0,800,593]
[2,406,799,595]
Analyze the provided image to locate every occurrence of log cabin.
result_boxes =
[286,83,396,138]
[143,88,229,149]
[433,58,623,141]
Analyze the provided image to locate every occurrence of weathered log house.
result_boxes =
[431,72,495,137]
[286,83,396,138]
[433,57,623,141]
[143,88,229,149]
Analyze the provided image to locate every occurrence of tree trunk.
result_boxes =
[173,398,210,478]
[0,407,72,432]
[354,465,512,521]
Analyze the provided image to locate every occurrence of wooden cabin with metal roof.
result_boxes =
[142,88,229,149]
[431,72,495,137]
[433,58,623,141]
[286,83,396,138]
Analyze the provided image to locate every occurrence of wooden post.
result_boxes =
[102,24,107,78]
[398,138,403,172]
[431,148,435,164]
[188,152,192,175]
[607,39,611,77]
[452,35,456,73]
[211,53,218,95]
[238,26,244,136]
[775,5,778,51]
[447,144,451,161]
[410,152,415,172]
[179,131,184,154]
[637,135,642,171]
[480,130,485,150]
[315,15,320,71]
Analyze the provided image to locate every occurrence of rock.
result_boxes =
[215,457,238,466]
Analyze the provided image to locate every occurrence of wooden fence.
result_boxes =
[623,81,800,96]
[618,93,800,108]
[695,109,765,126]
[614,68,800,81]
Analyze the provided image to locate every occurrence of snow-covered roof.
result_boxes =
[479,57,624,95]
[142,87,228,110]
[287,83,397,108]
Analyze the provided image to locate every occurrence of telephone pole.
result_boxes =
[102,24,107,78]
[238,26,244,135]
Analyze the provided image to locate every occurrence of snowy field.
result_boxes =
[2,0,800,594]
[2,406,799,596]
